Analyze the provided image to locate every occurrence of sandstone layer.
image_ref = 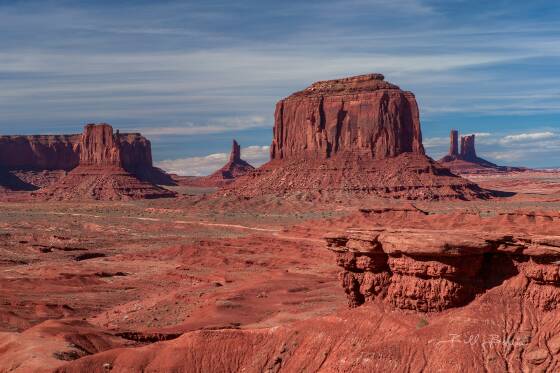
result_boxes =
[326,207,560,312]
[327,228,560,311]
[228,74,489,200]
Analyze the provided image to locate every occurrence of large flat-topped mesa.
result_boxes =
[227,73,490,201]
[0,134,81,171]
[271,73,424,161]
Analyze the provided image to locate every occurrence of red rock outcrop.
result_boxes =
[227,74,490,200]
[175,140,255,187]
[460,134,477,161]
[79,124,155,173]
[38,124,175,200]
[0,135,81,171]
[439,130,525,174]
[206,140,255,182]
[326,210,560,312]
[449,129,459,156]
[79,124,121,167]
[270,73,424,161]
[0,124,175,191]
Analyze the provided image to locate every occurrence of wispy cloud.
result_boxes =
[501,131,556,143]
[1,1,560,168]
[137,116,269,136]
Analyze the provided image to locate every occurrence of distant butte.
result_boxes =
[210,139,255,181]
[439,130,526,174]
[0,123,176,197]
[227,73,491,200]
[38,123,176,200]
[175,139,256,187]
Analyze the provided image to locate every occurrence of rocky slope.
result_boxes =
[227,74,489,200]
[51,206,560,373]
[38,124,175,200]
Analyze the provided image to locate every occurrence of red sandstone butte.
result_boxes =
[270,73,424,161]
[449,129,459,156]
[174,139,255,187]
[0,124,174,191]
[204,140,255,183]
[439,130,526,174]
[227,73,489,200]
[38,124,175,200]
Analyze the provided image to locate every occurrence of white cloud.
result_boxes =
[484,150,525,161]
[423,136,449,148]
[501,131,556,143]
[137,116,269,136]
[473,132,491,137]
[156,145,270,176]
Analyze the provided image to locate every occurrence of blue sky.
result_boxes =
[1,0,560,174]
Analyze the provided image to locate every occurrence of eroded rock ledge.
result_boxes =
[326,228,560,312]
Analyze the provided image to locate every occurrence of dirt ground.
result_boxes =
[1,170,560,372]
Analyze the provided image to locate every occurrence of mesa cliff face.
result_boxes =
[270,73,424,161]
[79,124,121,166]
[326,208,560,312]
[79,123,154,173]
[228,74,489,201]
[0,135,81,171]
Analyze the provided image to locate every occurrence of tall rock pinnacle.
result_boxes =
[230,140,241,162]
[439,131,505,173]
[450,130,459,156]
[460,134,477,161]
